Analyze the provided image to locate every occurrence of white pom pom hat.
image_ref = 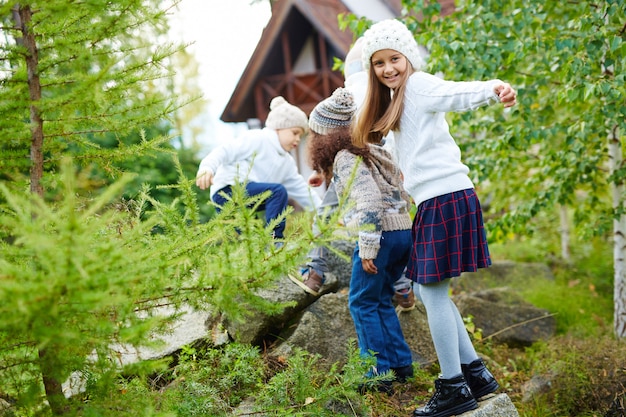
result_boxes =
[361,19,425,71]
[265,96,308,132]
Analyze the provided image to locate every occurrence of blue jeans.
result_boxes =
[348,229,413,374]
[212,182,288,239]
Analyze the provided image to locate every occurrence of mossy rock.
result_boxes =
[451,261,554,294]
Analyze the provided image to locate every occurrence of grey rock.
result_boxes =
[220,273,340,345]
[466,393,520,416]
[452,261,554,293]
[521,373,555,403]
[454,288,556,347]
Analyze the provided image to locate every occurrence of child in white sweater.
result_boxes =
[355,18,517,417]
[196,96,321,240]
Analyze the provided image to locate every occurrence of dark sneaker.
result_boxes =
[288,268,324,296]
[462,358,499,400]
[412,375,478,417]
[393,286,416,312]
[391,364,414,383]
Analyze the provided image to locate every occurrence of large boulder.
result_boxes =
[272,291,437,368]
[217,273,340,345]
[454,288,556,347]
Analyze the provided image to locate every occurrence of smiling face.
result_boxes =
[371,49,408,90]
[276,127,305,152]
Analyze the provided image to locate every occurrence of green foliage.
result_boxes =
[86,124,212,221]
[1,1,343,415]
[0,158,341,415]
[156,343,266,416]
[255,344,368,416]
[417,0,625,241]
[513,336,626,416]
[71,375,171,417]
[151,341,371,417]
[0,0,189,188]
[0,160,190,414]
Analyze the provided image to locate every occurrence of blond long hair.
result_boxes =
[352,58,414,148]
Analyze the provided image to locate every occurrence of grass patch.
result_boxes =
[490,237,614,337]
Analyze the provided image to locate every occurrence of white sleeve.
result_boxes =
[281,163,322,210]
[408,72,501,113]
[196,135,258,176]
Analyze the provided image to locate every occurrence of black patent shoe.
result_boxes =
[461,358,499,400]
[412,375,478,417]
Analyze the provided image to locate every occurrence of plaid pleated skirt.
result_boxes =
[406,188,491,284]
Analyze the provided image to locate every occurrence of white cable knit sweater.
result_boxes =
[333,144,413,260]
[394,71,502,207]
[196,127,321,210]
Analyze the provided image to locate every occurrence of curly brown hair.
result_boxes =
[306,126,372,184]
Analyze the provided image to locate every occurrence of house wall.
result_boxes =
[293,37,316,74]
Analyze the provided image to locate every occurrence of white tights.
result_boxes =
[419,280,478,379]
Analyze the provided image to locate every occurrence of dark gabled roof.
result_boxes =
[221,0,353,123]
[293,0,354,53]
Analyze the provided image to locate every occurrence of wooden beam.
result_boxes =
[281,31,295,103]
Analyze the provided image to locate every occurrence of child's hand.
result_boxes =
[308,171,324,187]
[362,258,378,274]
[196,170,214,190]
[495,83,517,108]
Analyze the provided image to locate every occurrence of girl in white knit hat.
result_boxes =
[196,96,321,242]
[307,87,414,394]
[354,18,517,417]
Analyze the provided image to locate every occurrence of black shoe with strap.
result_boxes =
[412,374,478,417]
[461,358,499,400]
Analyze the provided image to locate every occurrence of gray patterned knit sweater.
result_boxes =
[333,144,413,260]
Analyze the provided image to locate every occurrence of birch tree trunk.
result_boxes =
[559,205,571,263]
[609,125,626,338]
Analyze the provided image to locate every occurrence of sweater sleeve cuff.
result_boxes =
[359,241,380,260]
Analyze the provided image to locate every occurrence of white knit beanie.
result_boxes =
[361,19,425,71]
[308,88,356,135]
[344,37,364,79]
[265,96,308,131]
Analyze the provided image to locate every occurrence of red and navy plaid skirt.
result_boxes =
[406,188,491,284]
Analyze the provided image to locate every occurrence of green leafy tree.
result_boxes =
[0,0,190,194]
[0,1,338,415]
[0,2,187,412]
[0,159,331,415]
[341,0,625,335]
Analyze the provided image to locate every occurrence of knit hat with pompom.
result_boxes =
[308,87,357,135]
[264,96,308,131]
[361,19,425,71]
